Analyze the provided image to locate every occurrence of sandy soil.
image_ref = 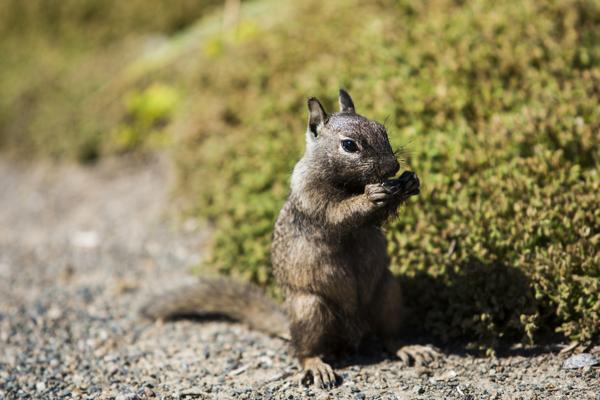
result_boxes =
[0,155,598,400]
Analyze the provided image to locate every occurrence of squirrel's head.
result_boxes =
[300,89,400,192]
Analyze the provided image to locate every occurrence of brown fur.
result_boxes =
[141,276,289,339]
[272,90,420,387]
[142,89,425,388]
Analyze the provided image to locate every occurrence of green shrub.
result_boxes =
[0,0,222,160]
[108,83,180,153]
[174,0,600,346]
[0,0,221,43]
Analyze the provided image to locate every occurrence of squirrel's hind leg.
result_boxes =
[287,293,341,389]
[368,272,441,367]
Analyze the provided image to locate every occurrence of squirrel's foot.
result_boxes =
[396,344,440,367]
[384,339,440,367]
[300,356,339,389]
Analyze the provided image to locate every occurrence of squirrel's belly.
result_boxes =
[273,229,388,313]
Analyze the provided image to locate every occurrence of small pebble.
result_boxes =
[563,353,599,370]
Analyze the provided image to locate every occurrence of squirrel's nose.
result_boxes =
[383,158,400,177]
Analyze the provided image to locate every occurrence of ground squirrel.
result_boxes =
[142,89,437,388]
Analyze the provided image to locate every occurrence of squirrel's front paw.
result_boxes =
[365,183,395,207]
[383,171,420,199]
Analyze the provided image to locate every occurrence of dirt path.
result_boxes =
[0,156,597,399]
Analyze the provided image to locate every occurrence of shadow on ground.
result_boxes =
[328,257,566,371]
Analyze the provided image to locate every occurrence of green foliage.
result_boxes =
[173,0,599,346]
[0,0,221,161]
[0,0,221,44]
[110,84,180,152]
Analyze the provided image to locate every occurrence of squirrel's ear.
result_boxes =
[338,88,355,113]
[307,97,328,137]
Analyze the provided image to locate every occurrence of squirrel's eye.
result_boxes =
[341,139,359,153]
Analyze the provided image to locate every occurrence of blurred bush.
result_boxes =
[0,0,220,43]
[0,0,598,348]
[0,0,221,161]
[108,83,180,153]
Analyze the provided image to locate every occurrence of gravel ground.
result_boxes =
[0,155,598,400]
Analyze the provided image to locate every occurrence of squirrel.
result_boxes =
[142,89,437,389]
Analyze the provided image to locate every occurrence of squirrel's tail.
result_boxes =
[140,276,290,340]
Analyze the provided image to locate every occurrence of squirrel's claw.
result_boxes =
[365,183,393,206]
[396,344,440,367]
[300,357,339,389]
